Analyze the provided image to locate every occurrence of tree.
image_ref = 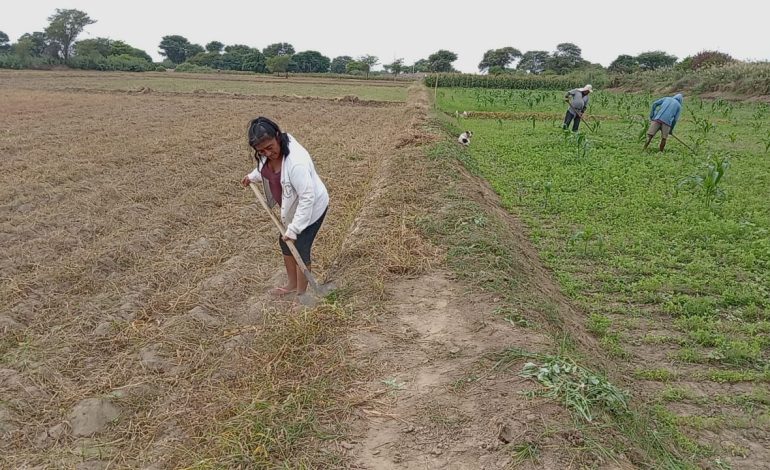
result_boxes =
[262,42,295,58]
[478,47,522,72]
[546,42,586,74]
[292,50,330,73]
[517,50,550,74]
[357,55,379,78]
[0,31,9,53]
[383,58,404,76]
[608,54,639,74]
[267,55,292,77]
[74,37,112,57]
[205,41,224,54]
[159,35,192,64]
[44,9,96,60]
[346,60,367,75]
[224,44,251,55]
[110,40,151,62]
[636,50,677,70]
[186,43,204,58]
[330,55,353,74]
[187,52,221,68]
[428,49,458,72]
[17,32,48,56]
[240,50,267,72]
[411,58,431,73]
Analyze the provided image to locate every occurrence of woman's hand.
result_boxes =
[241,175,252,187]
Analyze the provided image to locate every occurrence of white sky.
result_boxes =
[5,0,769,73]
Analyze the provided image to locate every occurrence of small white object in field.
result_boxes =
[458,131,473,146]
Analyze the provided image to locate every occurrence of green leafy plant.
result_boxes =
[678,155,730,205]
[569,227,604,255]
[520,356,629,422]
[761,130,770,153]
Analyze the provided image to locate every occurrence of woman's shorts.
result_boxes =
[278,208,327,265]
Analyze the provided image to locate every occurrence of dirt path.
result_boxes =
[332,87,634,469]
[348,271,559,469]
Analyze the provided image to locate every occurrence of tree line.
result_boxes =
[0,9,740,76]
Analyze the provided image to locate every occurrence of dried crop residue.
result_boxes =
[0,77,414,468]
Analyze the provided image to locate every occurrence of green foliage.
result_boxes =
[44,8,96,60]
[609,54,639,74]
[0,52,57,69]
[634,369,677,382]
[517,50,550,74]
[425,73,586,90]
[678,155,730,206]
[684,50,736,70]
[73,37,151,67]
[427,49,458,72]
[69,53,154,72]
[292,50,330,73]
[170,62,214,73]
[636,50,678,70]
[478,47,522,72]
[546,42,587,74]
[0,31,10,52]
[330,55,352,74]
[587,313,611,337]
[520,354,629,422]
[15,32,49,57]
[266,55,292,76]
[262,42,295,58]
[383,58,404,75]
[205,41,224,53]
[159,35,201,64]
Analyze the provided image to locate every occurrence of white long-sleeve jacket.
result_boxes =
[247,134,329,239]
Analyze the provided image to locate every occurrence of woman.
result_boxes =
[240,117,329,297]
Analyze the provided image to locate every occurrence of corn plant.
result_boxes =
[529,115,536,129]
[575,133,590,159]
[678,155,730,206]
[534,180,554,208]
[699,119,715,136]
[637,119,651,142]
[569,227,604,255]
[561,127,573,143]
[728,131,738,144]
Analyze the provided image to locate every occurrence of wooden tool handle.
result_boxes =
[249,183,320,290]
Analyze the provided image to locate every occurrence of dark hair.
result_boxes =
[247,116,291,160]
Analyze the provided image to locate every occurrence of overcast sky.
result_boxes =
[5,0,769,73]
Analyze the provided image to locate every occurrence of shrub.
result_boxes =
[174,62,216,73]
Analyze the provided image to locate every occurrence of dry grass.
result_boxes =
[0,72,429,468]
[0,69,408,102]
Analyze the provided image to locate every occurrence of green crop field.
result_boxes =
[436,87,770,463]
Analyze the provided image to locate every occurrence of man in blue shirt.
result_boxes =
[644,93,683,152]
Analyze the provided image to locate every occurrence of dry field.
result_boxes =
[0,71,422,468]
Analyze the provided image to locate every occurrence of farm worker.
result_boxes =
[562,84,593,132]
[643,93,683,152]
[240,117,329,298]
